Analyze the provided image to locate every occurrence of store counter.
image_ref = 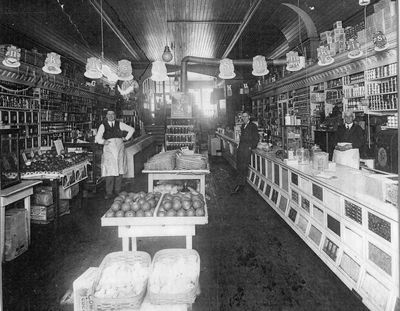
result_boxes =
[248,149,398,311]
[124,135,156,178]
[215,132,238,169]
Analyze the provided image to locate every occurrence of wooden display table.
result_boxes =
[0,180,42,311]
[142,168,210,199]
[101,210,208,251]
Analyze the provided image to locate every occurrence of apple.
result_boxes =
[157,210,166,217]
[138,198,146,206]
[119,191,128,197]
[138,191,146,198]
[105,210,115,217]
[166,209,176,217]
[176,209,186,217]
[121,202,131,212]
[115,210,125,217]
[114,196,124,203]
[163,200,172,210]
[182,199,192,210]
[131,202,140,212]
[172,199,181,211]
[186,208,195,217]
[195,208,205,216]
[164,194,173,201]
[124,197,133,204]
[136,210,145,217]
[147,198,156,209]
[144,210,153,217]
[125,211,135,217]
[111,202,121,212]
[141,201,150,211]
[192,199,204,209]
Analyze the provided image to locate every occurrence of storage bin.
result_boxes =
[73,267,99,311]
[5,208,28,261]
[31,204,54,224]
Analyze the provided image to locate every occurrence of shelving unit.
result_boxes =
[165,118,196,151]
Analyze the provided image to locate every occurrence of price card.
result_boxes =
[54,139,64,155]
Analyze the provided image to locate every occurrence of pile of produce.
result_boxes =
[148,250,200,297]
[104,190,206,218]
[157,192,205,217]
[105,191,162,218]
[21,150,89,174]
[94,260,149,299]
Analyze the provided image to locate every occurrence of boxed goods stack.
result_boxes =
[5,208,28,261]
[31,186,54,224]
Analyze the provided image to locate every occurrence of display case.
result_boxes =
[0,129,21,189]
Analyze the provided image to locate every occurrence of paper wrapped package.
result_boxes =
[332,149,360,169]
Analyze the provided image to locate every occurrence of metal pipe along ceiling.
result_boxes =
[180,56,287,92]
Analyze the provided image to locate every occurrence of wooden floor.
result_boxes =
[3,156,369,311]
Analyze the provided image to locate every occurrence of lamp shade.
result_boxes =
[162,46,173,62]
[151,61,168,81]
[252,55,269,76]
[218,58,235,79]
[42,52,62,74]
[286,51,305,72]
[2,45,21,68]
[84,57,102,79]
[117,59,133,81]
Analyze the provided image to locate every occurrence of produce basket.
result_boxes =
[144,151,177,170]
[175,153,207,170]
[89,251,151,310]
[147,249,200,305]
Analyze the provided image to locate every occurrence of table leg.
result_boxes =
[200,175,205,198]
[0,202,4,263]
[51,179,59,230]
[122,237,129,251]
[24,196,31,245]
[130,237,137,251]
[186,235,192,249]
[148,174,154,192]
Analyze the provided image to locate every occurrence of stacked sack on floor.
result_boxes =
[88,249,200,311]
[145,150,207,170]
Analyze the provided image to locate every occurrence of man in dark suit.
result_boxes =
[334,110,366,156]
[232,111,260,194]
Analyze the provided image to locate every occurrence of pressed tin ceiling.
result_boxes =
[0,0,374,80]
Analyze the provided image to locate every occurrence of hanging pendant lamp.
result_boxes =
[84,57,102,79]
[42,52,62,74]
[2,45,21,68]
[117,59,133,81]
[218,58,235,80]
[252,55,269,76]
[162,46,173,63]
[151,61,168,81]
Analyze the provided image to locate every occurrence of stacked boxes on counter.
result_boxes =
[320,21,346,56]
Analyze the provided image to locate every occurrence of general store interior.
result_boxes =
[0,0,398,311]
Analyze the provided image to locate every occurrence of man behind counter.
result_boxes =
[334,110,365,155]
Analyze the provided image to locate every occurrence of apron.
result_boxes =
[101,138,127,176]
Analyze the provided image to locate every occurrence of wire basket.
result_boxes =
[175,153,207,170]
[144,151,177,170]
[147,249,200,305]
[89,251,151,311]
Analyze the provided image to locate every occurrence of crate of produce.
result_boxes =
[89,251,151,311]
[5,208,28,261]
[101,191,208,226]
[147,249,200,304]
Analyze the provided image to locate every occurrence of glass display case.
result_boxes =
[0,129,21,189]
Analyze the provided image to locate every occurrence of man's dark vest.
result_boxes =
[103,120,123,139]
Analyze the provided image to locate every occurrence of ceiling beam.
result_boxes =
[167,20,242,25]
[89,0,144,61]
[222,0,263,59]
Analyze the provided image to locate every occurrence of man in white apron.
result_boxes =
[95,110,135,199]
